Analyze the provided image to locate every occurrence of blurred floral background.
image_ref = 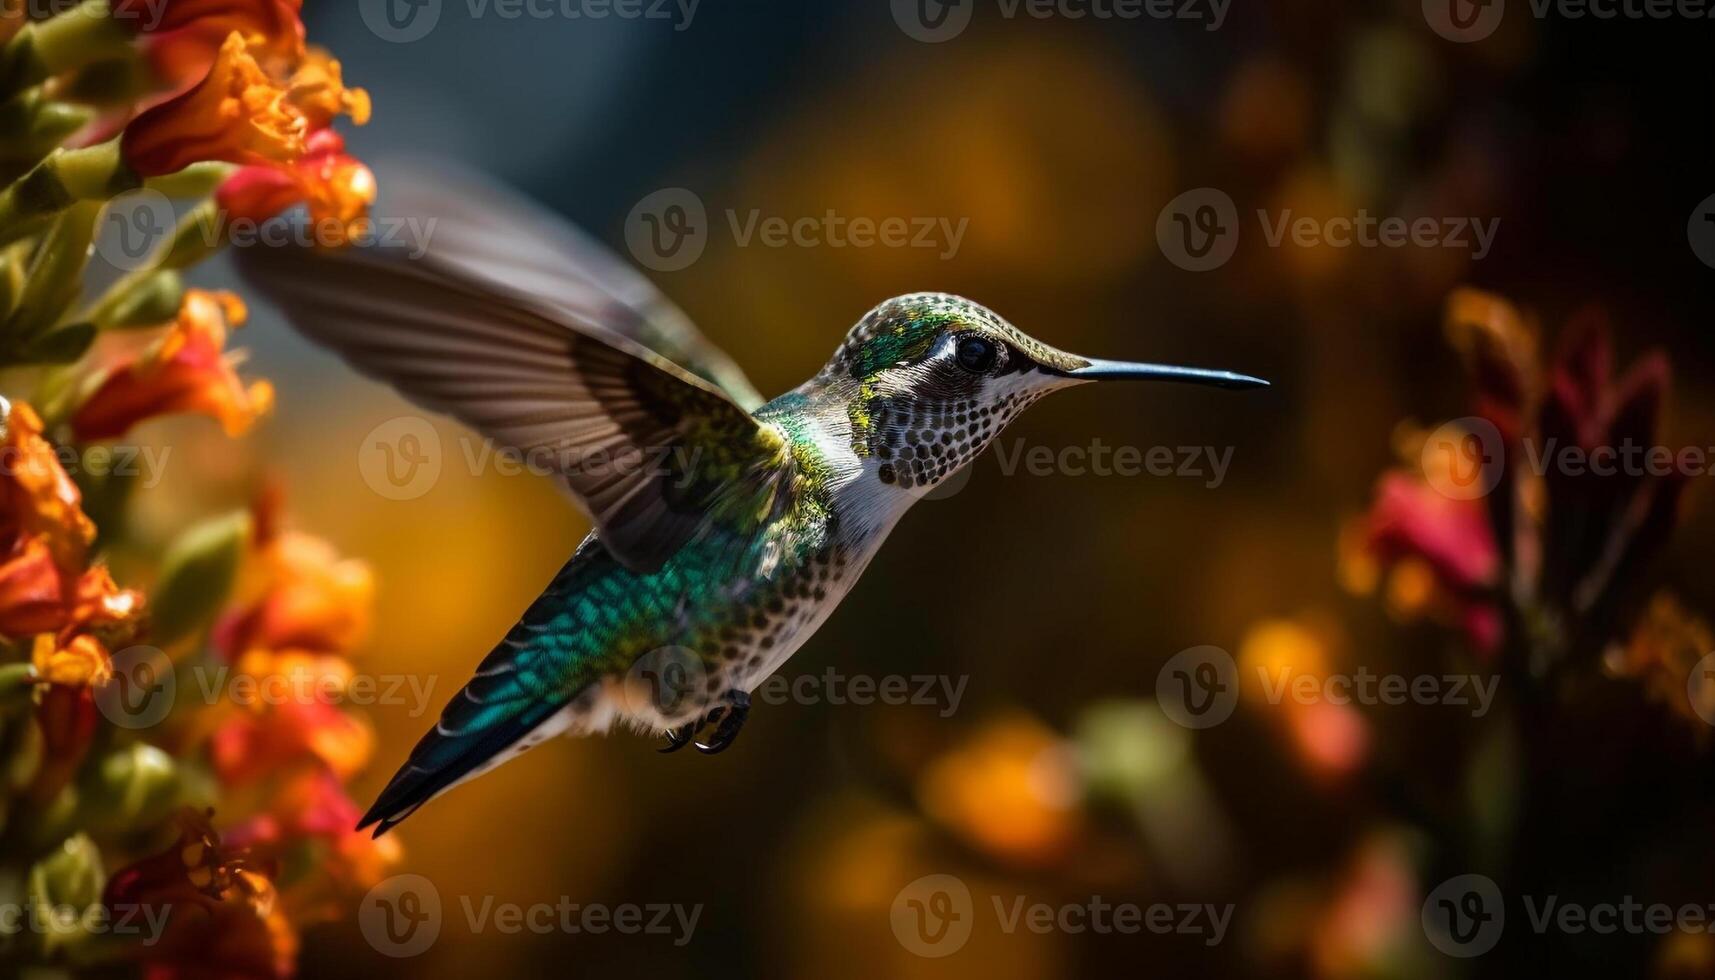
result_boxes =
[5,0,1715,976]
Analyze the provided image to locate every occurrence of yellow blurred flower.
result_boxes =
[31,633,112,687]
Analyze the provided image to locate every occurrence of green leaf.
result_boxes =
[150,510,252,646]
[13,320,95,363]
[99,268,182,329]
[27,832,106,956]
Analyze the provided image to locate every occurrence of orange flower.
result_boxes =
[72,289,274,441]
[68,564,146,645]
[0,401,96,574]
[120,30,369,180]
[283,46,370,131]
[121,32,306,177]
[218,129,376,246]
[917,715,1081,867]
[217,530,373,658]
[31,633,113,687]
[211,698,373,784]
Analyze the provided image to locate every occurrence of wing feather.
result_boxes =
[375,161,767,410]
[237,243,790,573]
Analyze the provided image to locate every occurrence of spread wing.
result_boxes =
[375,160,766,410]
[236,243,793,573]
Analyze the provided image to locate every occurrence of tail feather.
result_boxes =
[358,542,616,837]
[357,694,568,838]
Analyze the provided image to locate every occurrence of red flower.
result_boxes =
[1349,291,1689,666]
[218,129,376,246]
[104,810,295,980]
[72,289,274,441]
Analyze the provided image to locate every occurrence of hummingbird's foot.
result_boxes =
[694,691,750,755]
[658,721,698,753]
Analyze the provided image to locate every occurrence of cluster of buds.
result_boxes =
[0,0,392,976]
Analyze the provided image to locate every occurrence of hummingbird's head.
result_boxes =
[819,293,1266,495]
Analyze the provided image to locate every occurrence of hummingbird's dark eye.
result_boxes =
[954,335,998,373]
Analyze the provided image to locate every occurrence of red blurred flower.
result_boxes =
[112,0,302,38]
[210,684,373,785]
[218,128,376,246]
[104,810,295,980]
[1348,290,1689,667]
[72,289,274,441]
[226,769,402,911]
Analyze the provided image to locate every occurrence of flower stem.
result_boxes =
[81,196,223,327]
[0,138,135,248]
[0,0,131,99]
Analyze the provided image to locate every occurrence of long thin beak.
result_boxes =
[1053,358,1269,390]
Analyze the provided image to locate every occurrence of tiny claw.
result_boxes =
[659,721,697,753]
[695,692,749,755]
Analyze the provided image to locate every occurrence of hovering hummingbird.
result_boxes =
[238,169,1267,838]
